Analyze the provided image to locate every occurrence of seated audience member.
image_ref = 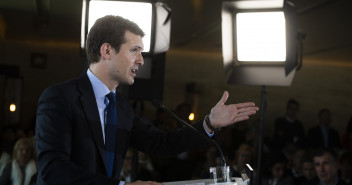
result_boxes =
[300,151,319,185]
[120,148,159,182]
[231,143,256,177]
[0,138,37,185]
[307,108,342,149]
[282,143,297,170]
[287,146,306,184]
[137,150,160,181]
[313,148,347,185]
[261,151,295,185]
[120,148,134,182]
[338,150,352,185]
[272,99,306,151]
[0,150,10,176]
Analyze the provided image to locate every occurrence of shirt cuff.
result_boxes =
[203,122,215,137]
[119,181,125,185]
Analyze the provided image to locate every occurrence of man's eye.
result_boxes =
[131,48,138,53]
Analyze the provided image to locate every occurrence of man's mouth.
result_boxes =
[131,69,137,77]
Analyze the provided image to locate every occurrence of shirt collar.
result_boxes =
[87,69,115,100]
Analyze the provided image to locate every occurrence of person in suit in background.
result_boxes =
[272,99,306,151]
[307,108,342,149]
[313,148,347,185]
[35,15,259,185]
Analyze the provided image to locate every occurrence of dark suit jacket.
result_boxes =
[35,73,212,185]
[307,125,342,149]
[272,117,306,150]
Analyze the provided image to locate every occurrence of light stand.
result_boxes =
[256,85,266,185]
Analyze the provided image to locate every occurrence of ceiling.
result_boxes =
[0,0,351,61]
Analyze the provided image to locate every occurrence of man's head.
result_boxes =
[301,151,316,180]
[234,143,255,171]
[86,15,145,65]
[286,98,299,119]
[318,108,332,127]
[313,148,339,185]
[265,151,288,179]
[86,15,145,87]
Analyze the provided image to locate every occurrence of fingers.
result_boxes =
[233,115,250,122]
[217,91,229,106]
[235,102,257,109]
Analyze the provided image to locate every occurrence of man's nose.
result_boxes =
[136,52,144,66]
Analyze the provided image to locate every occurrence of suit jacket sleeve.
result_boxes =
[130,113,213,156]
[35,85,119,185]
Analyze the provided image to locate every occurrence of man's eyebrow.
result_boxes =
[133,46,144,51]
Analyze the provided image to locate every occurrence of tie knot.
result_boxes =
[106,92,116,103]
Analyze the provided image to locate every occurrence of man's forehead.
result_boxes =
[314,154,333,163]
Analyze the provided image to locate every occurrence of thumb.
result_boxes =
[217,91,229,106]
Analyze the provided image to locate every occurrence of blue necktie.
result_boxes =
[105,92,117,177]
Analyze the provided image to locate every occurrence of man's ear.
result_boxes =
[100,43,111,60]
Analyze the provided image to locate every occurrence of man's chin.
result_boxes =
[127,79,135,85]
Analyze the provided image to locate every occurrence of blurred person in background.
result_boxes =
[0,138,37,185]
[313,148,346,185]
[338,150,352,185]
[307,109,342,149]
[261,151,295,185]
[299,151,318,185]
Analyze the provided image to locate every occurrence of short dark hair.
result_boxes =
[86,15,145,65]
[319,108,331,117]
[286,98,299,109]
[313,148,338,162]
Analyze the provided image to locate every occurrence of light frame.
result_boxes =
[81,0,171,54]
[222,0,298,86]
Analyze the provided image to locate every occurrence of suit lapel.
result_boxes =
[77,73,107,173]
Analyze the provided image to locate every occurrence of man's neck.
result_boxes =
[321,177,338,185]
[89,65,118,91]
[285,116,295,123]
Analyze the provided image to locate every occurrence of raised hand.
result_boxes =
[208,91,259,129]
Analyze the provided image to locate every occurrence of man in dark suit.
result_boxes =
[272,99,306,150]
[313,148,347,185]
[35,15,259,185]
[307,108,342,149]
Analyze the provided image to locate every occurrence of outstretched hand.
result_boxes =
[208,91,259,129]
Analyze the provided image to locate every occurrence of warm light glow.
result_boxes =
[80,0,87,48]
[9,104,16,112]
[236,12,286,62]
[88,1,152,52]
[188,113,195,121]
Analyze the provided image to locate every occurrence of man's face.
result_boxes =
[302,162,316,180]
[16,143,31,166]
[270,162,286,179]
[314,153,338,184]
[319,111,331,127]
[108,30,144,85]
[286,103,299,119]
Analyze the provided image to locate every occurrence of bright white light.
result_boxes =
[188,113,195,121]
[80,0,87,48]
[88,1,152,52]
[9,104,16,112]
[236,12,286,62]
